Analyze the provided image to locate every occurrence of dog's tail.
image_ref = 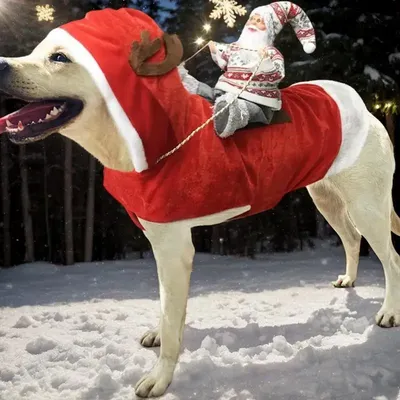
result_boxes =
[391,207,400,236]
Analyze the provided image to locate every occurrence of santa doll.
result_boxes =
[180,1,316,137]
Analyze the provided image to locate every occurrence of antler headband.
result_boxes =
[130,30,184,76]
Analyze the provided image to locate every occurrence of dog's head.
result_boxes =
[0,8,184,172]
[0,40,93,143]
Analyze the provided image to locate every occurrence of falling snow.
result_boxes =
[36,4,55,22]
[209,0,247,28]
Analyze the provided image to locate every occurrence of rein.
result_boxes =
[156,42,269,164]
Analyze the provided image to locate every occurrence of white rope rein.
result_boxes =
[156,42,269,164]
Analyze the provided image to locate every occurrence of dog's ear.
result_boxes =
[130,30,184,76]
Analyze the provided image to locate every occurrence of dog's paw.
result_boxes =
[140,329,160,348]
[135,360,174,398]
[332,274,355,288]
[376,304,400,328]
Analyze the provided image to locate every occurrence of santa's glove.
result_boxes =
[177,63,188,79]
[178,64,200,94]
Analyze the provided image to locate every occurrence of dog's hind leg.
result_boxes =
[307,180,361,288]
[330,114,400,327]
[134,220,194,398]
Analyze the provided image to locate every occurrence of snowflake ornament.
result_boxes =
[209,0,247,28]
[36,4,55,22]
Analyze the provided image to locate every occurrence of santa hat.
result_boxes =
[43,8,182,173]
[251,2,316,54]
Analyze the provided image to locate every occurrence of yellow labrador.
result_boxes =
[0,23,399,399]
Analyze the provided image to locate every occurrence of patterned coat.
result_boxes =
[211,42,285,110]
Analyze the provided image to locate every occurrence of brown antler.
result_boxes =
[130,30,184,76]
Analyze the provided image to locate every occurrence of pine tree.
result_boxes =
[0,106,11,267]
[277,1,398,106]
[130,0,172,25]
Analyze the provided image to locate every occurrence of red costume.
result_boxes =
[47,8,341,230]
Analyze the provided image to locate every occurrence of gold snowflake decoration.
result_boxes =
[36,4,55,22]
[209,0,247,28]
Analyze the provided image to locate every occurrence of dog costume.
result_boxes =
[43,8,348,230]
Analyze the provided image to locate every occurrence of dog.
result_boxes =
[0,8,399,398]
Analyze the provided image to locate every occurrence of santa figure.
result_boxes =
[180,1,317,137]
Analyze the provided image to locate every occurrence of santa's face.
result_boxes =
[246,13,267,31]
[237,13,268,49]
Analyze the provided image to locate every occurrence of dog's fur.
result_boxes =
[1,35,400,398]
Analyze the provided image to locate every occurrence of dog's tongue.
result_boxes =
[0,101,63,133]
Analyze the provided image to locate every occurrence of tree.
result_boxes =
[130,0,171,24]
[282,1,398,105]
[64,140,74,265]
[0,99,11,267]
[42,143,52,261]
[110,0,128,8]
[93,0,128,9]
[19,145,35,262]
[84,155,97,262]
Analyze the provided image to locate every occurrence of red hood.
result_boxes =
[45,8,193,172]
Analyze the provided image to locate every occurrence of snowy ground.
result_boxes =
[0,245,399,400]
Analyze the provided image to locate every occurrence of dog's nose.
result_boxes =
[0,58,9,72]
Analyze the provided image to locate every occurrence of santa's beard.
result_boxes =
[237,25,269,50]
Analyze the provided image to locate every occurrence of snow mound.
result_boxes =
[14,315,34,328]
[26,336,58,354]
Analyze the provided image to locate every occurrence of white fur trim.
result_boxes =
[292,80,370,177]
[139,205,251,229]
[303,42,316,54]
[45,28,148,172]
[215,81,282,109]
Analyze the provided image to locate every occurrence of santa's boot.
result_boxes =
[214,93,273,138]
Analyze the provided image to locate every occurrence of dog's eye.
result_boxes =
[49,53,71,63]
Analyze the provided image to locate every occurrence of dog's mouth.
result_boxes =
[0,98,84,144]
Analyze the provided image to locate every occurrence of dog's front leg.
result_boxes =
[135,220,194,398]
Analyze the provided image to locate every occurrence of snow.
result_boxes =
[289,60,316,68]
[364,65,381,81]
[0,245,399,400]
[358,14,367,22]
[352,38,364,48]
[306,7,331,16]
[323,32,343,40]
[363,66,396,87]
[389,53,400,64]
